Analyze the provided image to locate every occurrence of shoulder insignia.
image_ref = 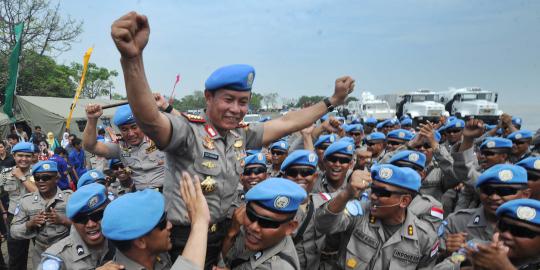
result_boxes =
[181,112,206,123]
[40,253,63,270]
[430,207,444,220]
[319,192,332,202]
[253,251,263,261]
[76,245,84,256]
[408,225,414,236]
[473,215,480,224]
[1,167,13,174]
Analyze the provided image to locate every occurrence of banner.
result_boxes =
[66,47,94,130]
[3,22,25,122]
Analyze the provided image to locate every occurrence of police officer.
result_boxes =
[385,128,413,153]
[313,134,337,172]
[343,124,363,148]
[0,142,37,270]
[107,159,135,197]
[268,140,289,177]
[516,156,540,200]
[363,117,377,135]
[439,118,464,153]
[313,138,355,193]
[364,132,386,166]
[508,130,537,163]
[240,153,268,194]
[440,164,530,260]
[110,11,355,269]
[400,117,414,132]
[223,177,305,269]
[83,104,166,191]
[10,160,72,267]
[315,164,439,269]
[38,183,115,270]
[77,169,107,189]
[102,172,209,270]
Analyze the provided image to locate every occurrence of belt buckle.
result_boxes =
[209,223,217,233]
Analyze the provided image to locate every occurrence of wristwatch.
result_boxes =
[323,97,335,112]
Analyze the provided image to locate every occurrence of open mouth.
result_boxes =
[86,229,102,241]
[245,229,261,246]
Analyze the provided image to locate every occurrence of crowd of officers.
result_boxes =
[0,11,539,270]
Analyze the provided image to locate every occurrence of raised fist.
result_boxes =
[111,12,150,59]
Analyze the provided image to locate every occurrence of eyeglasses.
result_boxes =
[271,151,287,156]
[365,124,376,128]
[243,166,267,176]
[350,132,363,136]
[446,129,463,134]
[481,151,498,157]
[15,154,33,159]
[387,140,404,146]
[285,167,316,178]
[513,141,528,145]
[246,204,293,229]
[154,212,168,230]
[316,144,329,151]
[34,174,56,182]
[497,219,540,239]
[415,143,432,150]
[479,185,523,197]
[371,186,407,198]
[326,155,352,164]
[73,208,105,224]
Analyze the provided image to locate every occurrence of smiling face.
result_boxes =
[241,165,268,191]
[73,205,107,247]
[498,216,540,263]
[119,123,145,146]
[205,89,251,132]
[14,152,33,169]
[283,165,318,193]
[324,153,353,184]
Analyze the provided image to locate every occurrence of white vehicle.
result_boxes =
[347,92,395,122]
[243,114,262,124]
[440,87,502,124]
[395,89,446,126]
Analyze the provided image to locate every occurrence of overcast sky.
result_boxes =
[56,0,540,107]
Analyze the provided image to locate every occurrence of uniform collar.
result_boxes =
[250,236,291,269]
[369,209,419,245]
[70,225,108,262]
[113,250,169,270]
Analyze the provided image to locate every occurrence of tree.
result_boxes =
[111,93,126,100]
[174,90,206,112]
[346,96,358,104]
[69,62,118,99]
[249,92,263,111]
[262,92,279,110]
[296,95,325,107]
[0,0,83,56]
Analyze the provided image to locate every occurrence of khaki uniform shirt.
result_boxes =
[440,206,495,251]
[293,194,328,270]
[104,137,166,190]
[315,203,439,270]
[113,250,171,270]
[420,146,460,202]
[312,170,351,194]
[225,230,300,270]
[39,225,114,270]
[161,113,264,225]
[409,193,444,231]
[0,166,33,214]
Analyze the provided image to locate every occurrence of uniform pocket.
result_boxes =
[4,180,17,192]
[193,156,221,176]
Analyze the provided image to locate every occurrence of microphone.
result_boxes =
[372,202,401,209]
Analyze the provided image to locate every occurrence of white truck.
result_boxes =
[440,87,502,124]
[346,92,395,122]
[392,89,447,126]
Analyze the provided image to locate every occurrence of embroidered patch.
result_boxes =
[203,152,219,160]
[498,170,513,182]
[274,196,290,209]
[393,249,420,263]
[516,206,536,221]
[353,230,378,249]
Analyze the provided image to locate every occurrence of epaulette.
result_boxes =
[1,167,13,174]
[237,121,249,129]
[181,113,206,123]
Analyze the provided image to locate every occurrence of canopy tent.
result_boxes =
[0,96,124,140]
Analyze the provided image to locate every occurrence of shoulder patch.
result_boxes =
[181,112,206,123]
[1,167,13,174]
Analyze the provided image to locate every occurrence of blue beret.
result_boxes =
[375,120,386,129]
[270,140,289,151]
[371,164,421,192]
[507,130,533,141]
[109,159,122,169]
[32,160,58,175]
[476,164,528,187]
[412,131,441,143]
[244,153,267,167]
[447,116,457,122]
[516,157,540,173]
[365,117,377,124]
[205,64,255,92]
[388,150,427,170]
[444,119,465,130]
[344,124,363,133]
[387,129,414,141]
[77,170,106,189]
[350,118,361,124]
[245,178,307,213]
[102,189,165,240]
[113,104,136,127]
[484,124,497,131]
[512,116,523,127]
[400,118,413,126]
[399,115,410,121]
[280,150,318,171]
[314,134,337,148]
[496,199,540,226]
[324,138,355,158]
[320,114,329,122]
[66,183,107,219]
[480,137,512,150]
[365,132,386,142]
[11,142,34,153]
[245,149,261,156]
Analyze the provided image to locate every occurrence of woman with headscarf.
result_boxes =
[61,132,70,148]
[46,132,60,152]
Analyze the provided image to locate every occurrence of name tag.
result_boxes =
[353,230,378,249]
[203,152,219,160]
[121,153,131,158]
[393,249,420,264]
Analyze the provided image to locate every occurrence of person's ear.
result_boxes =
[285,220,299,235]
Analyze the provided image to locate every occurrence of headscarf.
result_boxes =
[46,132,60,151]
[61,132,70,148]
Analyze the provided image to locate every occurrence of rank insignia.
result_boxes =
[203,136,215,150]
[408,225,414,236]
[369,215,376,224]
[234,140,243,148]
[346,258,357,269]
[200,176,216,194]
[201,161,216,169]
[210,224,217,233]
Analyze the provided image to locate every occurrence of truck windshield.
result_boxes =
[411,95,437,102]
[364,103,388,111]
[462,93,492,101]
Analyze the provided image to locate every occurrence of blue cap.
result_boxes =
[102,189,165,240]
[66,183,107,219]
[476,164,528,187]
[365,117,377,125]
[444,119,465,130]
[400,118,413,126]
[245,178,307,213]
[245,149,261,156]
[77,170,106,189]
[496,199,540,226]
[270,140,289,152]
[11,142,34,154]
[113,105,136,127]
[280,150,318,171]
[324,138,355,158]
[109,159,122,169]
[31,160,58,175]
[387,129,414,141]
[480,137,513,151]
[412,131,441,143]
[314,134,337,148]
[516,157,540,173]
[365,132,386,142]
[244,153,267,167]
[388,150,427,170]
[371,164,421,192]
[507,130,533,141]
[344,124,363,133]
[512,116,523,127]
[205,64,255,92]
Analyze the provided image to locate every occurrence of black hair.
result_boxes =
[7,134,19,141]
[35,126,41,130]
[72,138,82,146]
[54,147,67,155]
